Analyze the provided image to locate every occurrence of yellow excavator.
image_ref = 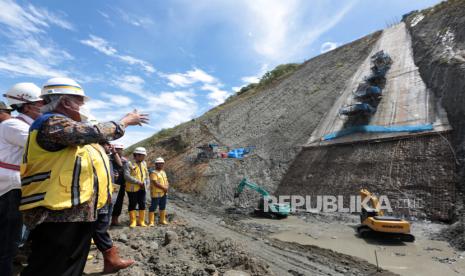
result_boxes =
[357,189,415,242]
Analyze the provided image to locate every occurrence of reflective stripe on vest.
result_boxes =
[20,112,111,211]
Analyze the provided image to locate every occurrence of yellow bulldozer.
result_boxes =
[357,189,415,242]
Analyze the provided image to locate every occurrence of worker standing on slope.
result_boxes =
[20,77,149,276]
[0,101,29,276]
[124,147,149,228]
[111,143,127,226]
[148,157,169,226]
[92,142,134,273]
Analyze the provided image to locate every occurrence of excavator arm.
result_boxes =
[359,188,384,216]
[234,178,270,198]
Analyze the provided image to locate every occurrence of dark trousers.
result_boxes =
[149,195,167,212]
[92,205,113,252]
[0,189,22,276]
[21,222,93,276]
[112,184,125,217]
[127,190,146,211]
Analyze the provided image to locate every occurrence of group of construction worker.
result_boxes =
[122,147,169,228]
[0,77,171,276]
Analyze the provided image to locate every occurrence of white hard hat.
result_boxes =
[4,83,42,105]
[41,77,88,99]
[112,143,124,149]
[133,147,147,155]
[154,157,165,163]
[0,101,13,111]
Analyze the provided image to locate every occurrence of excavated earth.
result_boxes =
[82,191,396,276]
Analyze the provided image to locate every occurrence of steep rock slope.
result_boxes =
[406,0,465,197]
[129,32,381,204]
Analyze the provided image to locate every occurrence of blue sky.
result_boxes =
[0,0,441,146]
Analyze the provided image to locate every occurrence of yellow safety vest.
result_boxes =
[150,169,169,198]
[19,113,112,211]
[125,161,147,192]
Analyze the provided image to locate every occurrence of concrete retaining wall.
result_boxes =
[277,133,457,221]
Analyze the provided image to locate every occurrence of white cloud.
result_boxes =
[161,68,216,87]
[0,0,74,78]
[101,93,133,106]
[201,84,231,105]
[0,0,74,34]
[0,55,68,78]
[86,99,113,110]
[232,86,242,92]
[237,63,268,89]
[119,55,155,74]
[80,35,155,73]
[161,68,231,106]
[178,0,356,65]
[244,0,355,62]
[98,10,109,19]
[113,75,199,126]
[13,38,73,62]
[80,35,117,55]
[113,130,153,148]
[116,8,154,28]
[148,91,197,112]
[320,41,338,53]
[114,75,147,96]
[241,76,260,84]
[111,73,200,136]
[26,4,74,31]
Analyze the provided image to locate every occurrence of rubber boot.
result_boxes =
[149,212,155,227]
[159,210,168,225]
[138,210,147,227]
[129,211,137,228]
[102,246,135,274]
[111,216,120,226]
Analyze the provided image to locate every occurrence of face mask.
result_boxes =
[78,104,92,123]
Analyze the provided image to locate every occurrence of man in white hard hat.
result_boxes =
[3,82,44,125]
[0,101,26,276]
[124,147,149,228]
[3,83,44,261]
[20,77,149,276]
[110,143,127,226]
[148,157,169,226]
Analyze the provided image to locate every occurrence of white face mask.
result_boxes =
[78,104,92,123]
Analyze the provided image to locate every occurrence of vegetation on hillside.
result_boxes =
[237,63,301,96]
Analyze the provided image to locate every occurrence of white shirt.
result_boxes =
[16,113,34,126]
[0,118,29,196]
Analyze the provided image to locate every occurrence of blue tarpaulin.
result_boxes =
[322,124,434,141]
[227,146,255,158]
[228,148,245,158]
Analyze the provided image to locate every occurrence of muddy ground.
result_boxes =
[82,192,396,276]
[82,189,462,276]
